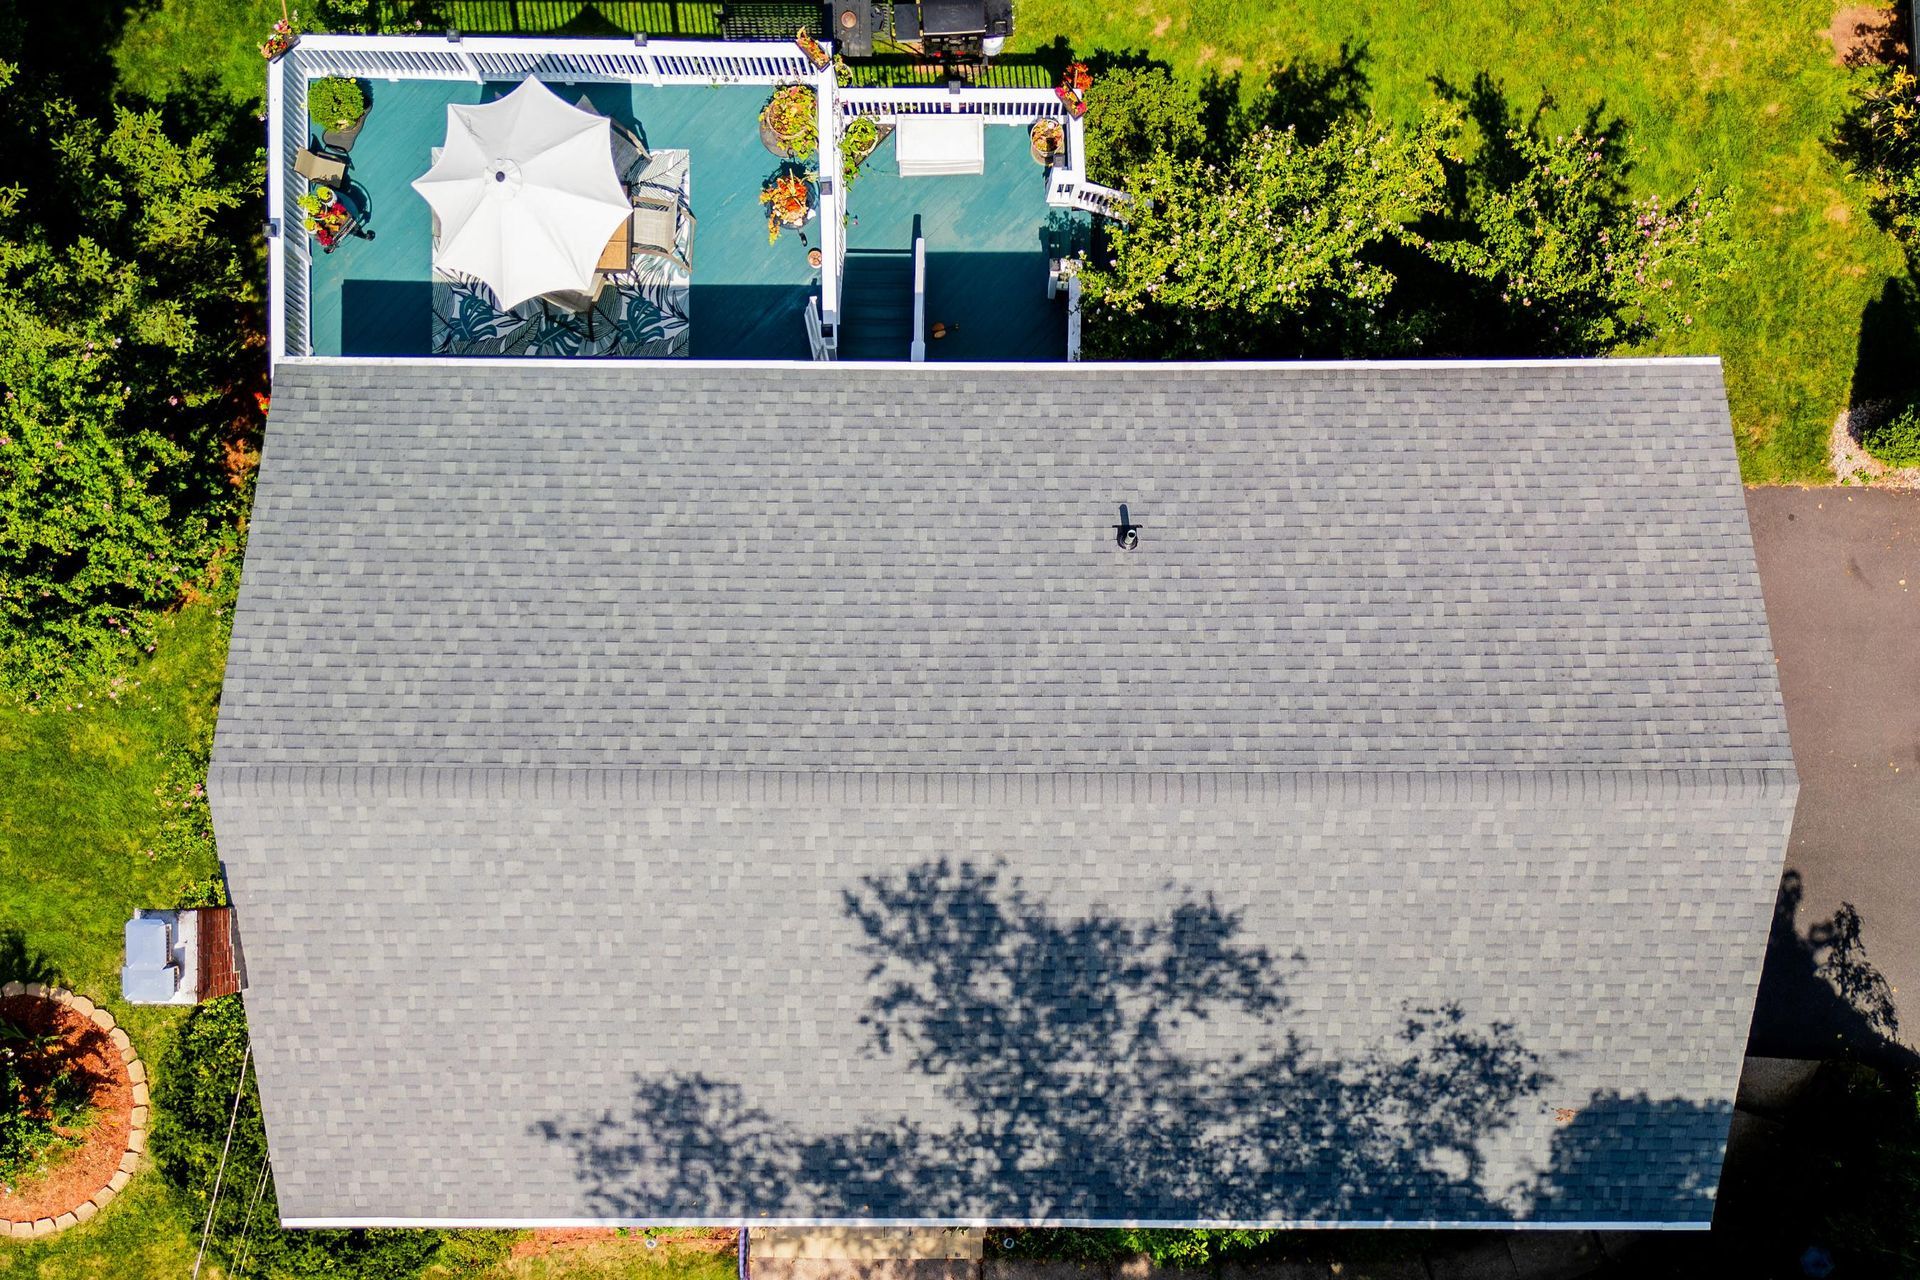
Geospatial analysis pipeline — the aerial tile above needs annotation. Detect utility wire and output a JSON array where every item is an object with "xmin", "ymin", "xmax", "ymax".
[
  {"xmin": 231, "ymin": 1153, "xmax": 273, "ymax": 1279},
  {"xmin": 192, "ymin": 1042, "xmax": 252, "ymax": 1280}
]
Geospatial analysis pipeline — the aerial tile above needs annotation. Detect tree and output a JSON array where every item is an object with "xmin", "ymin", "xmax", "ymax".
[
  {"xmin": 0, "ymin": 54, "xmax": 260, "ymax": 701},
  {"xmin": 1415, "ymin": 76, "xmax": 1735, "ymax": 355},
  {"xmin": 1079, "ymin": 109, "xmax": 1457, "ymax": 359},
  {"xmin": 1081, "ymin": 67, "xmax": 1208, "ymax": 187}
]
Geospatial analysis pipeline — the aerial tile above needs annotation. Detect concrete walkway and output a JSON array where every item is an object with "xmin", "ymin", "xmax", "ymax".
[{"xmin": 745, "ymin": 1235, "xmax": 1658, "ymax": 1280}]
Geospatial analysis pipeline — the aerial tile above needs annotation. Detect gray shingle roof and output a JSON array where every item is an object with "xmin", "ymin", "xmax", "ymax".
[{"xmin": 210, "ymin": 358, "xmax": 1793, "ymax": 1229}]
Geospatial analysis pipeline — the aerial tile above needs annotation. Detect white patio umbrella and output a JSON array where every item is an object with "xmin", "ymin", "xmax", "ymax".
[{"xmin": 411, "ymin": 77, "xmax": 632, "ymax": 309}]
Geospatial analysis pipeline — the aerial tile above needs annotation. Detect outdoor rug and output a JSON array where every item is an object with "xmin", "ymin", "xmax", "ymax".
[{"xmin": 430, "ymin": 150, "xmax": 691, "ymax": 358}]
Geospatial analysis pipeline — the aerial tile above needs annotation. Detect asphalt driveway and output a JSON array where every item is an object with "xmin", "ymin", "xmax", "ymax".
[{"xmin": 1744, "ymin": 487, "xmax": 1920, "ymax": 1063}]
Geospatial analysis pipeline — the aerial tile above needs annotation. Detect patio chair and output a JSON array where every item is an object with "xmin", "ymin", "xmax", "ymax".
[
  {"xmin": 321, "ymin": 112, "xmax": 368, "ymax": 156},
  {"xmin": 294, "ymin": 145, "xmax": 348, "ymax": 186},
  {"xmin": 573, "ymin": 94, "xmax": 650, "ymax": 184},
  {"xmin": 629, "ymin": 197, "xmax": 693, "ymax": 274}
]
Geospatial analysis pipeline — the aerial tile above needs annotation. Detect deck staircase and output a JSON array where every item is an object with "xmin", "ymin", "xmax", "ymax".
[{"xmin": 837, "ymin": 247, "xmax": 915, "ymax": 361}]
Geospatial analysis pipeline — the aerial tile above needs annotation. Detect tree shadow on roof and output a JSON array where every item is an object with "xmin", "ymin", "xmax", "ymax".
[{"xmin": 538, "ymin": 858, "xmax": 1560, "ymax": 1221}]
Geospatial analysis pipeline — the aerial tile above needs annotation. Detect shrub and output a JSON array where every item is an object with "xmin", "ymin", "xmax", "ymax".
[
  {"xmin": 1081, "ymin": 67, "xmax": 1205, "ymax": 187},
  {"xmin": 308, "ymin": 76, "xmax": 367, "ymax": 130},
  {"xmin": 1861, "ymin": 397, "xmax": 1920, "ymax": 467},
  {"xmin": 1835, "ymin": 68, "xmax": 1920, "ymax": 258},
  {"xmin": 994, "ymin": 1228, "xmax": 1278, "ymax": 1267},
  {"xmin": 152, "ymin": 997, "xmax": 512, "ymax": 1278}
]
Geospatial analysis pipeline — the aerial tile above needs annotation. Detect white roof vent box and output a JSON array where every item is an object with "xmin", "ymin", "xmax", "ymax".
[{"xmin": 120, "ymin": 907, "xmax": 246, "ymax": 1006}]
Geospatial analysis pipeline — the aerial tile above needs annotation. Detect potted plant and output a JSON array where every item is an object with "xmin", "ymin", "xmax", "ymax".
[
  {"xmin": 297, "ymin": 186, "xmax": 352, "ymax": 251},
  {"xmin": 759, "ymin": 84, "xmax": 818, "ymax": 159},
  {"xmin": 841, "ymin": 116, "xmax": 882, "ymax": 187},
  {"xmin": 761, "ymin": 169, "xmax": 815, "ymax": 243},
  {"xmin": 1030, "ymin": 117, "xmax": 1064, "ymax": 165},
  {"xmin": 260, "ymin": 11, "xmax": 300, "ymax": 61},
  {"xmin": 1055, "ymin": 61, "xmax": 1091, "ymax": 119},
  {"xmin": 309, "ymin": 77, "xmax": 368, "ymax": 133}
]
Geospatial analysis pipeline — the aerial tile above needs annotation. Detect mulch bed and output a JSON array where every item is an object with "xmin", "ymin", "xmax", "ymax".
[{"xmin": 0, "ymin": 995, "xmax": 133, "ymax": 1224}]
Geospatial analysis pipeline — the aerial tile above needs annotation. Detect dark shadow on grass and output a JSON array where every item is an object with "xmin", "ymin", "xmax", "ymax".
[
  {"xmin": 1848, "ymin": 273, "xmax": 1920, "ymax": 411},
  {"xmin": 1251, "ymin": 41, "xmax": 1371, "ymax": 144},
  {"xmin": 537, "ymin": 858, "xmax": 1560, "ymax": 1221},
  {"xmin": 0, "ymin": 930, "xmax": 60, "ymax": 986}
]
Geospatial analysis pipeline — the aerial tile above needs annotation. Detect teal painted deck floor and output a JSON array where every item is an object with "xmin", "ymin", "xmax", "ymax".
[
  {"xmin": 845, "ymin": 125, "xmax": 1086, "ymax": 362},
  {"xmin": 311, "ymin": 80, "xmax": 817, "ymax": 359},
  {"xmin": 308, "ymin": 80, "xmax": 1080, "ymax": 361}
]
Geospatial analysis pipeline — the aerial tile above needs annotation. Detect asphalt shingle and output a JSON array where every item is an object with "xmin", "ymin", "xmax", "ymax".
[{"xmin": 209, "ymin": 358, "xmax": 1794, "ymax": 1228}]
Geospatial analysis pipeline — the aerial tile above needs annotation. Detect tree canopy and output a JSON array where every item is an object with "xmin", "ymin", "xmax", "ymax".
[{"xmin": 0, "ymin": 49, "xmax": 260, "ymax": 701}]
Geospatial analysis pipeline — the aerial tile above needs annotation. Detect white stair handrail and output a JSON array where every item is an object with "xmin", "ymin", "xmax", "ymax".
[{"xmin": 910, "ymin": 234, "xmax": 927, "ymax": 362}]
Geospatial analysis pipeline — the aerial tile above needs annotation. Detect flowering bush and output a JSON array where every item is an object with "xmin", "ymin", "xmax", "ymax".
[
  {"xmin": 760, "ymin": 84, "xmax": 818, "ymax": 158},
  {"xmin": 260, "ymin": 12, "xmax": 300, "ymax": 60},
  {"xmin": 761, "ymin": 170, "xmax": 813, "ymax": 242},
  {"xmin": 1835, "ymin": 68, "xmax": 1920, "ymax": 259},
  {"xmin": 1079, "ymin": 111, "xmax": 1456, "ymax": 358},
  {"xmin": 1, "ymin": 1007, "xmax": 96, "ymax": 1189},
  {"xmin": 1423, "ymin": 108, "xmax": 1735, "ymax": 355},
  {"xmin": 1055, "ymin": 61, "xmax": 1092, "ymax": 119}
]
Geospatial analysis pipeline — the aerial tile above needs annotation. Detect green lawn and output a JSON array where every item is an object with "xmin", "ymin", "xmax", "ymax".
[
  {"xmin": 1012, "ymin": 0, "xmax": 1908, "ymax": 480},
  {"xmin": 0, "ymin": 605, "xmax": 228, "ymax": 1277},
  {"xmin": 450, "ymin": 1241, "xmax": 740, "ymax": 1280},
  {"xmin": 113, "ymin": 0, "xmax": 282, "ymax": 107}
]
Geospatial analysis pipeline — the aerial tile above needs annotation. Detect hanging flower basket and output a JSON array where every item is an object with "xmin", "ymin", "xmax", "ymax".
[{"xmin": 1055, "ymin": 61, "xmax": 1091, "ymax": 119}]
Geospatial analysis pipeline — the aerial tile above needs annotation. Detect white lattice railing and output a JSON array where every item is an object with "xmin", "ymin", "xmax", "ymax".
[
  {"xmin": 289, "ymin": 34, "xmax": 814, "ymax": 85},
  {"xmin": 269, "ymin": 35, "xmax": 825, "ymax": 363},
  {"xmin": 837, "ymin": 86, "xmax": 1069, "ymax": 122},
  {"xmin": 269, "ymin": 52, "xmax": 314, "ymax": 362}
]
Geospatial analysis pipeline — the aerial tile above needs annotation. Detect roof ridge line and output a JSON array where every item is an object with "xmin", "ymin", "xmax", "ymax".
[{"xmin": 206, "ymin": 764, "xmax": 1798, "ymax": 805}]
